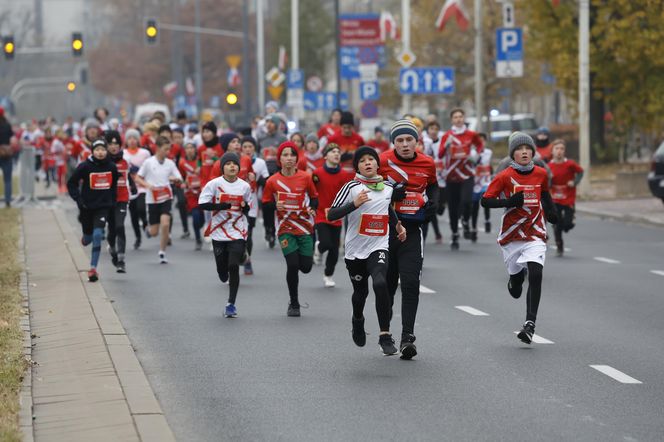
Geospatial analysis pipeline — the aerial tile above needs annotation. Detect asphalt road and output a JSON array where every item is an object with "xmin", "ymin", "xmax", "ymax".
[{"xmin": 65, "ymin": 204, "xmax": 664, "ymax": 442}]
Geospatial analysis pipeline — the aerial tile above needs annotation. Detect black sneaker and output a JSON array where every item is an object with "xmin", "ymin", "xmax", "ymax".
[
  {"xmin": 287, "ymin": 304, "xmax": 301, "ymax": 317},
  {"xmin": 268, "ymin": 234, "xmax": 276, "ymax": 249},
  {"xmin": 378, "ymin": 334, "xmax": 398, "ymax": 356},
  {"xmin": 181, "ymin": 231, "xmax": 191, "ymax": 239},
  {"xmin": 470, "ymin": 230, "xmax": 478, "ymax": 243},
  {"xmin": 451, "ymin": 233, "xmax": 460, "ymax": 251},
  {"xmin": 108, "ymin": 246, "xmax": 118, "ymax": 267},
  {"xmin": 399, "ymin": 333, "xmax": 417, "ymax": 360},
  {"xmin": 195, "ymin": 239, "xmax": 202, "ymax": 251},
  {"xmin": 133, "ymin": 239, "xmax": 141, "ymax": 250},
  {"xmin": 116, "ymin": 260, "xmax": 126, "ymax": 273},
  {"xmin": 485, "ymin": 221, "xmax": 491, "ymax": 233},
  {"xmin": 352, "ymin": 316, "xmax": 366, "ymax": 347},
  {"xmin": 508, "ymin": 268, "xmax": 526, "ymax": 299},
  {"xmin": 556, "ymin": 242, "xmax": 564, "ymax": 257},
  {"xmin": 517, "ymin": 320, "xmax": 535, "ymax": 344}
]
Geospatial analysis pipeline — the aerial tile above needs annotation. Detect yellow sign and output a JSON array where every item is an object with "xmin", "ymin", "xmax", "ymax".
[
  {"xmin": 226, "ymin": 55, "xmax": 241, "ymax": 69},
  {"xmin": 267, "ymin": 85, "xmax": 284, "ymax": 100},
  {"xmin": 397, "ymin": 49, "xmax": 416, "ymax": 68}
]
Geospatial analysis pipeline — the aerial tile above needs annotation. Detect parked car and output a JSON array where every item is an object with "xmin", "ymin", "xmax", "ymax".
[
  {"xmin": 466, "ymin": 113, "xmax": 539, "ymax": 142},
  {"xmin": 647, "ymin": 140, "xmax": 664, "ymax": 203}
]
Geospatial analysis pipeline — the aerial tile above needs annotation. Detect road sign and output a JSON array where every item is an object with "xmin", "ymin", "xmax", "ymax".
[
  {"xmin": 306, "ymin": 76, "xmax": 323, "ymax": 92},
  {"xmin": 287, "ymin": 89, "xmax": 304, "ymax": 107},
  {"xmin": 397, "ymin": 48, "xmax": 416, "ymax": 68},
  {"xmin": 267, "ymin": 85, "xmax": 284, "ymax": 100},
  {"xmin": 266, "ymin": 67, "xmax": 286, "ymax": 87},
  {"xmin": 287, "ymin": 69, "xmax": 304, "ymax": 89},
  {"xmin": 496, "ymin": 28, "xmax": 523, "ymax": 78},
  {"xmin": 303, "ymin": 92, "xmax": 349, "ymax": 111},
  {"xmin": 502, "ymin": 2, "xmax": 515, "ymax": 27},
  {"xmin": 340, "ymin": 46, "xmax": 386, "ymax": 79},
  {"xmin": 339, "ymin": 14, "xmax": 381, "ymax": 47},
  {"xmin": 399, "ymin": 67, "xmax": 455, "ymax": 94},
  {"xmin": 358, "ymin": 63, "xmax": 378, "ymax": 81},
  {"xmin": 361, "ymin": 100, "xmax": 378, "ymax": 118},
  {"xmin": 225, "ymin": 54, "xmax": 241, "ymax": 68},
  {"xmin": 360, "ymin": 81, "xmax": 380, "ymax": 101}
]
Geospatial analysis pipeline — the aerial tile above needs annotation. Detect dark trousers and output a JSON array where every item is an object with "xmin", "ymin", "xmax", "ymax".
[
  {"xmin": 107, "ymin": 202, "xmax": 128, "ymax": 258},
  {"xmin": 447, "ymin": 178, "xmax": 473, "ymax": 234},
  {"xmin": 345, "ymin": 250, "xmax": 391, "ymax": 331},
  {"xmin": 0, "ymin": 157, "xmax": 12, "ymax": 204},
  {"xmin": 386, "ymin": 226, "xmax": 423, "ymax": 335},
  {"xmin": 129, "ymin": 193, "xmax": 148, "ymax": 241},
  {"xmin": 553, "ymin": 204, "xmax": 575, "ymax": 247},
  {"xmin": 316, "ymin": 223, "xmax": 341, "ymax": 276}
]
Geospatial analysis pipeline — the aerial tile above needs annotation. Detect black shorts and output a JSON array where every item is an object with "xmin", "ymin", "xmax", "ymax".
[
  {"xmin": 148, "ymin": 200, "xmax": 172, "ymax": 225},
  {"xmin": 79, "ymin": 207, "xmax": 109, "ymax": 236},
  {"xmin": 212, "ymin": 239, "xmax": 247, "ymax": 267}
]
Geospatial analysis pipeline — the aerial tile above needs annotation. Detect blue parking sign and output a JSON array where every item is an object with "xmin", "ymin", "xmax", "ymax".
[{"xmin": 287, "ymin": 69, "xmax": 304, "ymax": 89}]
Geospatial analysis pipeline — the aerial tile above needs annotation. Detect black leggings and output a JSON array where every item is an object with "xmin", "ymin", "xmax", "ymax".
[
  {"xmin": 345, "ymin": 250, "xmax": 391, "ymax": 332},
  {"xmin": 213, "ymin": 239, "xmax": 246, "ymax": 304},
  {"xmin": 386, "ymin": 227, "xmax": 423, "ymax": 335},
  {"xmin": 263, "ymin": 206, "xmax": 275, "ymax": 238},
  {"xmin": 107, "ymin": 202, "xmax": 128, "ymax": 258},
  {"xmin": 510, "ymin": 262, "xmax": 544, "ymax": 322},
  {"xmin": 447, "ymin": 178, "xmax": 473, "ymax": 234},
  {"xmin": 247, "ymin": 217, "xmax": 256, "ymax": 256},
  {"xmin": 471, "ymin": 200, "xmax": 490, "ymax": 230},
  {"xmin": 554, "ymin": 204, "xmax": 575, "ymax": 246},
  {"xmin": 129, "ymin": 193, "xmax": 148, "ymax": 241},
  {"xmin": 316, "ymin": 223, "xmax": 341, "ymax": 276},
  {"xmin": 284, "ymin": 252, "xmax": 313, "ymax": 307},
  {"xmin": 175, "ymin": 186, "xmax": 189, "ymax": 233}
]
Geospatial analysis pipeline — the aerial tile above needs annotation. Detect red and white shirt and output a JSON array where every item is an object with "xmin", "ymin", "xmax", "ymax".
[
  {"xmin": 439, "ymin": 127, "xmax": 484, "ymax": 183},
  {"xmin": 297, "ymin": 154, "xmax": 325, "ymax": 174},
  {"xmin": 484, "ymin": 166, "xmax": 550, "ymax": 246},
  {"xmin": 179, "ymin": 158, "xmax": 201, "ymax": 211},
  {"xmin": 199, "ymin": 176, "xmax": 252, "ymax": 241},
  {"xmin": 548, "ymin": 159, "xmax": 583, "ymax": 207},
  {"xmin": 312, "ymin": 165, "xmax": 354, "ymax": 226},
  {"xmin": 113, "ymin": 157, "xmax": 131, "ymax": 203},
  {"xmin": 262, "ymin": 170, "xmax": 318, "ymax": 236}
]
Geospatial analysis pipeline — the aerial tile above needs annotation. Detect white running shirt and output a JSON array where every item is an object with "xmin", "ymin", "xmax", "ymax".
[
  {"xmin": 249, "ymin": 157, "xmax": 269, "ymax": 218},
  {"xmin": 137, "ymin": 156, "xmax": 182, "ymax": 204},
  {"xmin": 124, "ymin": 148, "xmax": 152, "ymax": 197},
  {"xmin": 331, "ymin": 180, "xmax": 393, "ymax": 260},
  {"xmin": 199, "ymin": 176, "xmax": 252, "ymax": 241}
]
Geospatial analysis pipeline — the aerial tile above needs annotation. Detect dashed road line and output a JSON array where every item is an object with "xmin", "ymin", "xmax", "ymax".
[
  {"xmin": 594, "ymin": 257, "xmax": 621, "ymax": 264},
  {"xmin": 650, "ymin": 270, "xmax": 664, "ymax": 277},
  {"xmin": 589, "ymin": 365, "xmax": 642, "ymax": 384},
  {"xmin": 512, "ymin": 331, "xmax": 554, "ymax": 344},
  {"xmin": 420, "ymin": 285, "xmax": 436, "ymax": 294},
  {"xmin": 454, "ymin": 306, "xmax": 489, "ymax": 316}
]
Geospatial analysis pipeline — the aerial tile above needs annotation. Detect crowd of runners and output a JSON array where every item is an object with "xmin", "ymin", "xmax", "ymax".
[{"xmin": 0, "ymin": 104, "xmax": 584, "ymax": 357}]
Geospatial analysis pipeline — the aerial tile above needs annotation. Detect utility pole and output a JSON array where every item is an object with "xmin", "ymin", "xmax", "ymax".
[
  {"xmin": 242, "ymin": 0, "xmax": 250, "ymax": 119},
  {"xmin": 256, "ymin": 0, "xmax": 265, "ymax": 113},
  {"xmin": 474, "ymin": 0, "xmax": 484, "ymax": 133},
  {"xmin": 578, "ymin": 0, "xmax": 591, "ymax": 197},
  {"xmin": 334, "ymin": 0, "xmax": 341, "ymax": 107},
  {"xmin": 400, "ymin": 0, "xmax": 411, "ymax": 116},
  {"xmin": 34, "ymin": 0, "xmax": 44, "ymax": 47},
  {"xmin": 291, "ymin": 0, "xmax": 303, "ymax": 121},
  {"xmin": 171, "ymin": 0, "xmax": 184, "ymax": 98},
  {"xmin": 194, "ymin": 0, "xmax": 203, "ymax": 114}
]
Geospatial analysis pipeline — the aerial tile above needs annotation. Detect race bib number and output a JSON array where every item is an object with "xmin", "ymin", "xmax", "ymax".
[
  {"xmin": 89, "ymin": 172, "xmax": 113, "ymax": 190},
  {"xmin": 219, "ymin": 193, "xmax": 243, "ymax": 211},
  {"xmin": 395, "ymin": 192, "xmax": 425, "ymax": 214},
  {"xmin": 151, "ymin": 186, "xmax": 173, "ymax": 203},
  {"xmin": 358, "ymin": 214, "xmax": 389, "ymax": 236},
  {"xmin": 513, "ymin": 184, "xmax": 541, "ymax": 207},
  {"xmin": 263, "ymin": 147, "xmax": 277, "ymax": 161},
  {"xmin": 186, "ymin": 175, "xmax": 201, "ymax": 190},
  {"xmin": 450, "ymin": 145, "xmax": 468, "ymax": 160},
  {"xmin": 476, "ymin": 165, "xmax": 491, "ymax": 177},
  {"xmin": 551, "ymin": 184, "xmax": 568, "ymax": 200},
  {"xmin": 277, "ymin": 192, "xmax": 305, "ymax": 211},
  {"xmin": 117, "ymin": 170, "xmax": 128, "ymax": 187}
]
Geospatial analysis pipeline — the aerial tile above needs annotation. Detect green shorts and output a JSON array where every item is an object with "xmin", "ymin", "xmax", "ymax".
[{"xmin": 279, "ymin": 233, "xmax": 314, "ymax": 257}]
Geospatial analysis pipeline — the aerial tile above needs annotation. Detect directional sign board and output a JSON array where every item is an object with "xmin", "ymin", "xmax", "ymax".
[
  {"xmin": 496, "ymin": 28, "xmax": 523, "ymax": 78},
  {"xmin": 287, "ymin": 69, "xmax": 304, "ymax": 89},
  {"xmin": 303, "ymin": 92, "xmax": 349, "ymax": 111},
  {"xmin": 340, "ymin": 46, "xmax": 386, "ymax": 79},
  {"xmin": 399, "ymin": 67, "xmax": 455, "ymax": 95},
  {"xmin": 360, "ymin": 81, "xmax": 380, "ymax": 101}
]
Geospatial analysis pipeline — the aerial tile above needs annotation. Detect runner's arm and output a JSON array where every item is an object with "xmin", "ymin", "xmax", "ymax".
[{"xmin": 540, "ymin": 191, "xmax": 558, "ymax": 224}]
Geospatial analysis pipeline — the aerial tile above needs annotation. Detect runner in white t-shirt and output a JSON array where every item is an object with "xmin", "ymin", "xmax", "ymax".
[
  {"xmin": 328, "ymin": 146, "xmax": 406, "ymax": 356},
  {"xmin": 134, "ymin": 136, "xmax": 182, "ymax": 263},
  {"xmin": 198, "ymin": 152, "xmax": 253, "ymax": 318},
  {"xmin": 240, "ymin": 136, "xmax": 269, "ymax": 275}
]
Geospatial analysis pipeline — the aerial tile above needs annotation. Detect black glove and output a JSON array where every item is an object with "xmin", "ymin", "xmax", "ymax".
[
  {"xmin": 391, "ymin": 183, "xmax": 407, "ymax": 202},
  {"xmin": 506, "ymin": 191, "xmax": 524, "ymax": 208},
  {"xmin": 546, "ymin": 210, "xmax": 558, "ymax": 224},
  {"xmin": 218, "ymin": 202, "xmax": 232, "ymax": 210},
  {"xmin": 424, "ymin": 200, "xmax": 438, "ymax": 219}
]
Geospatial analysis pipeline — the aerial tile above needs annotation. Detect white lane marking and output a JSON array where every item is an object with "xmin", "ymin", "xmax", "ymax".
[
  {"xmin": 594, "ymin": 257, "xmax": 621, "ymax": 264},
  {"xmin": 455, "ymin": 306, "xmax": 489, "ymax": 316},
  {"xmin": 513, "ymin": 331, "xmax": 555, "ymax": 344},
  {"xmin": 589, "ymin": 365, "xmax": 642, "ymax": 384},
  {"xmin": 420, "ymin": 284, "xmax": 436, "ymax": 294},
  {"xmin": 650, "ymin": 270, "xmax": 664, "ymax": 277}
]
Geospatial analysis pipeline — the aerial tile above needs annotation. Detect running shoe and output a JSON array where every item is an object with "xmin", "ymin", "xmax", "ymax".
[
  {"xmin": 195, "ymin": 239, "xmax": 202, "ymax": 251},
  {"xmin": 556, "ymin": 242, "xmax": 564, "ymax": 257},
  {"xmin": 435, "ymin": 234, "xmax": 443, "ymax": 245},
  {"xmin": 87, "ymin": 268, "xmax": 99, "ymax": 282},
  {"xmin": 108, "ymin": 246, "xmax": 118, "ymax": 267},
  {"xmin": 517, "ymin": 320, "xmax": 535, "ymax": 344},
  {"xmin": 462, "ymin": 221, "xmax": 471, "ymax": 240},
  {"xmin": 470, "ymin": 230, "xmax": 478, "ymax": 243},
  {"xmin": 81, "ymin": 236, "xmax": 91, "ymax": 247},
  {"xmin": 268, "ymin": 234, "xmax": 275, "ymax": 249},
  {"xmin": 399, "ymin": 333, "xmax": 417, "ymax": 360},
  {"xmin": 451, "ymin": 233, "xmax": 460, "ymax": 251},
  {"xmin": 313, "ymin": 241, "xmax": 322, "ymax": 265},
  {"xmin": 323, "ymin": 275, "xmax": 336, "ymax": 288},
  {"xmin": 244, "ymin": 261, "xmax": 253, "ymax": 275},
  {"xmin": 484, "ymin": 221, "xmax": 491, "ymax": 233},
  {"xmin": 287, "ymin": 304, "xmax": 301, "ymax": 317},
  {"xmin": 116, "ymin": 260, "xmax": 126, "ymax": 273},
  {"xmin": 224, "ymin": 303, "xmax": 237, "ymax": 318},
  {"xmin": 507, "ymin": 268, "xmax": 526, "ymax": 299},
  {"xmin": 352, "ymin": 316, "xmax": 366, "ymax": 347},
  {"xmin": 181, "ymin": 231, "xmax": 191, "ymax": 239},
  {"xmin": 159, "ymin": 251, "xmax": 168, "ymax": 264},
  {"xmin": 133, "ymin": 238, "xmax": 141, "ymax": 250},
  {"xmin": 378, "ymin": 334, "xmax": 398, "ymax": 356}
]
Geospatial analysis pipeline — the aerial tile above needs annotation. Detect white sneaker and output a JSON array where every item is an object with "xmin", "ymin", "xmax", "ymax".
[
  {"xmin": 313, "ymin": 241, "xmax": 322, "ymax": 265},
  {"xmin": 159, "ymin": 251, "xmax": 168, "ymax": 264},
  {"xmin": 323, "ymin": 275, "xmax": 336, "ymax": 288}
]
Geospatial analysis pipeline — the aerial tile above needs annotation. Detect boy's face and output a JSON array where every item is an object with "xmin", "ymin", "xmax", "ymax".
[
  {"xmin": 305, "ymin": 141, "xmax": 318, "ymax": 153},
  {"xmin": 357, "ymin": 154, "xmax": 377, "ymax": 177},
  {"xmin": 552, "ymin": 144, "xmax": 566, "ymax": 160},
  {"xmin": 394, "ymin": 134, "xmax": 417, "ymax": 159},
  {"xmin": 227, "ymin": 138, "xmax": 241, "ymax": 154},
  {"xmin": 126, "ymin": 137, "xmax": 138, "ymax": 148},
  {"xmin": 513, "ymin": 145, "xmax": 533, "ymax": 165},
  {"xmin": 202, "ymin": 128, "xmax": 214, "ymax": 142},
  {"xmin": 159, "ymin": 131, "xmax": 172, "ymax": 141},
  {"xmin": 325, "ymin": 148, "xmax": 341, "ymax": 165},
  {"xmin": 223, "ymin": 161, "xmax": 239, "ymax": 179},
  {"xmin": 341, "ymin": 124, "xmax": 353, "ymax": 136},
  {"xmin": 92, "ymin": 146, "xmax": 107, "ymax": 160},
  {"xmin": 427, "ymin": 125, "xmax": 440, "ymax": 139},
  {"xmin": 173, "ymin": 132, "xmax": 184, "ymax": 145},
  {"xmin": 241, "ymin": 141, "xmax": 256, "ymax": 157},
  {"xmin": 451, "ymin": 111, "xmax": 464, "ymax": 127},
  {"xmin": 185, "ymin": 145, "xmax": 197, "ymax": 159},
  {"xmin": 107, "ymin": 142, "xmax": 121, "ymax": 155},
  {"xmin": 157, "ymin": 143, "xmax": 171, "ymax": 157}
]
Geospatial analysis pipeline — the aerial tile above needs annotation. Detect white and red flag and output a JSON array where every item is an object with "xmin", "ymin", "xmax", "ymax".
[
  {"xmin": 163, "ymin": 81, "xmax": 177, "ymax": 97},
  {"xmin": 435, "ymin": 0, "xmax": 470, "ymax": 32},
  {"xmin": 278, "ymin": 45, "xmax": 288, "ymax": 71}
]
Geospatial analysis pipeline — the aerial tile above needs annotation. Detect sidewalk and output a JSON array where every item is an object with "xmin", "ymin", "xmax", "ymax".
[
  {"xmin": 576, "ymin": 197, "xmax": 664, "ymax": 227},
  {"xmin": 20, "ymin": 207, "xmax": 175, "ymax": 442}
]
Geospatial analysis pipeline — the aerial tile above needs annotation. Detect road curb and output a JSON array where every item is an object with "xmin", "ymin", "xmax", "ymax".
[{"xmin": 576, "ymin": 206, "xmax": 664, "ymax": 228}]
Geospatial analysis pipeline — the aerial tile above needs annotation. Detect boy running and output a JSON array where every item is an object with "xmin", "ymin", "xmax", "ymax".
[{"xmin": 105, "ymin": 130, "xmax": 133, "ymax": 273}]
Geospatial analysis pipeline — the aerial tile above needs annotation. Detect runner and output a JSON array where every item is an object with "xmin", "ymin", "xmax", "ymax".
[
  {"xmin": 198, "ymin": 152, "xmax": 252, "ymax": 318},
  {"xmin": 198, "ymin": 121, "xmax": 223, "ymax": 189},
  {"xmin": 67, "ymin": 138, "xmax": 119, "ymax": 282},
  {"xmin": 470, "ymin": 133, "xmax": 493, "ymax": 240},
  {"xmin": 123, "ymin": 128, "xmax": 151, "ymax": 249},
  {"xmin": 481, "ymin": 132, "xmax": 559, "ymax": 344},
  {"xmin": 258, "ymin": 114, "xmax": 287, "ymax": 248},
  {"xmin": 290, "ymin": 132, "xmax": 305, "ymax": 151},
  {"xmin": 439, "ymin": 108, "xmax": 484, "ymax": 250},
  {"xmin": 240, "ymin": 136, "xmax": 269, "ymax": 275},
  {"xmin": 134, "ymin": 136, "xmax": 183, "ymax": 263},
  {"xmin": 326, "ymin": 111, "xmax": 365, "ymax": 172},
  {"xmin": 262, "ymin": 141, "xmax": 318, "ymax": 317},
  {"xmin": 105, "ymin": 130, "xmax": 132, "ymax": 273},
  {"xmin": 297, "ymin": 133, "xmax": 324, "ymax": 174},
  {"xmin": 547, "ymin": 139, "xmax": 584, "ymax": 256},
  {"xmin": 311, "ymin": 143, "xmax": 354, "ymax": 288},
  {"xmin": 179, "ymin": 141, "xmax": 205, "ymax": 250},
  {"xmin": 534, "ymin": 127, "xmax": 553, "ymax": 162},
  {"xmin": 366, "ymin": 127, "xmax": 390, "ymax": 154},
  {"xmin": 171, "ymin": 127, "xmax": 190, "ymax": 238},
  {"xmin": 327, "ymin": 147, "xmax": 407, "ymax": 354},
  {"xmin": 379, "ymin": 120, "xmax": 437, "ymax": 359},
  {"xmin": 317, "ymin": 108, "xmax": 342, "ymax": 140}
]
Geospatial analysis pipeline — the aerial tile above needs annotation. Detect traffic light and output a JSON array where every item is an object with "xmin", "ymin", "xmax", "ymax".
[
  {"xmin": 226, "ymin": 92, "xmax": 239, "ymax": 106},
  {"xmin": 71, "ymin": 32, "xmax": 83, "ymax": 57},
  {"xmin": 145, "ymin": 19, "xmax": 158, "ymax": 45},
  {"xmin": 3, "ymin": 36, "xmax": 15, "ymax": 60},
  {"xmin": 66, "ymin": 81, "xmax": 77, "ymax": 93}
]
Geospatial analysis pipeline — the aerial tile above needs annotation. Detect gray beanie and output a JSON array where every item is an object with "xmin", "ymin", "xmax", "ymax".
[
  {"xmin": 305, "ymin": 133, "xmax": 318, "ymax": 145},
  {"xmin": 508, "ymin": 131, "xmax": 536, "ymax": 159},
  {"xmin": 124, "ymin": 128, "xmax": 141, "ymax": 142},
  {"xmin": 84, "ymin": 118, "xmax": 100, "ymax": 129},
  {"xmin": 220, "ymin": 152, "xmax": 240, "ymax": 170}
]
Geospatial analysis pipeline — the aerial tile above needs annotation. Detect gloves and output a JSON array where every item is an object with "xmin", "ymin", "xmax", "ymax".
[
  {"xmin": 506, "ymin": 191, "xmax": 524, "ymax": 208},
  {"xmin": 546, "ymin": 210, "xmax": 558, "ymax": 225},
  {"xmin": 424, "ymin": 200, "xmax": 438, "ymax": 219},
  {"xmin": 392, "ymin": 183, "xmax": 407, "ymax": 202}
]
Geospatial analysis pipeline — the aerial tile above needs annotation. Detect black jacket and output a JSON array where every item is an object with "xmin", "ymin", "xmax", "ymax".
[
  {"xmin": 67, "ymin": 156, "xmax": 119, "ymax": 209},
  {"xmin": 0, "ymin": 119, "xmax": 13, "ymax": 145}
]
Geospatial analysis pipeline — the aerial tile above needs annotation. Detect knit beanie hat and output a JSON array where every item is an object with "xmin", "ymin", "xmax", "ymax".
[
  {"xmin": 390, "ymin": 119, "xmax": 419, "ymax": 143},
  {"xmin": 91, "ymin": 138, "xmax": 108, "ymax": 150},
  {"xmin": 84, "ymin": 118, "xmax": 100, "ymax": 129},
  {"xmin": 266, "ymin": 113, "xmax": 281, "ymax": 125},
  {"xmin": 323, "ymin": 143, "xmax": 340, "ymax": 157},
  {"xmin": 305, "ymin": 133, "xmax": 319, "ymax": 145},
  {"xmin": 240, "ymin": 136, "xmax": 258, "ymax": 150},
  {"xmin": 508, "ymin": 131, "xmax": 536, "ymax": 159},
  {"xmin": 124, "ymin": 128, "xmax": 140, "ymax": 142},
  {"xmin": 202, "ymin": 121, "xmax": 218, "ymax": 134},
  {"xmin": 219, "ymin": 132, "xmax": 239, "ymax": 151},
  {"xmin": 104, "ymin": 130, "xmax": 121, "ymax": 145},
  {"xmin": 340, "ymin": 111, "xmax": 354, "ymax": 126},
  {"xmin": 353, "ymin": 146, "xmax": 380, "ymax": 171},
  {"xmin": 220, "ymin": 152, "xmax": 240, "ymax": 170},
  {"xmin": 276, "ymin": 141, "xmax": 299, "ymax": 167}
]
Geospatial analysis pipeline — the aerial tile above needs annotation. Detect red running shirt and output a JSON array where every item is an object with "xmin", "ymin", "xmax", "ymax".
[
  {"xmin": 312, "ymin": 166, "xmax": 354, "ymax": 226},
  {"xmin": 114, "ymin": 158, "xmax": 130, "ymax": 203},
  {"xmin": 262, "ymin": 170, "xmax": 318, "ymax": 236},
  {"xmin": 483, "ymin": 166, "xmax": 550, "ymax": 246},
  {"xmin": 438, "ymin": 129, "xmax": 484, "ymax": 183},
  {"xmin": 548, "ymin": 159, "xmax": 583, "ymax": 207},
  {"xmin": 297, "ymin": 155, "xmax": 325, "ymax": 174}
]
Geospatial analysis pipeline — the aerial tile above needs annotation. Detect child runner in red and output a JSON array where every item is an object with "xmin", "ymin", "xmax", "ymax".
[
  {"xmin": 105, "ymin": 130, "xmax": 133, "ymax": 273},
  {"xmin": 179, "ymin": 142, "xmax": 205, "ymax": 250},
  {"xmin": 240, "ymin": 136, "xmax": 269, "ymax": 275},
  {"xmin": 547, "ymin": 139, "xmax": 584, "ymax": 256},
  {"xmin": 198, "ymin": 152, "xmax": 252, "ymax": 318},
  {"xmin": 481, "ymin": 132, "xmax": 559, "ymax": 344},
  {"xmin": 297, "ymin": 134, "xmax": 325, "ymax": 174},
  {"xmin": 262, "ymin": 141, "xmax": 319, "ymax": 317}
]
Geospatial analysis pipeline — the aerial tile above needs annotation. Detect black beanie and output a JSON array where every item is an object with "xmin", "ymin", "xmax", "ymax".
[
  {"xmin": 340, "ymin": 111, "xmax": 354, "ymax": 126},
  {"xmin": 220, "ymin": 152, "xmax": 240, "ymax": 170},
  {"xmin": 219, "ymin": 132, "xmax": 238, "ymax": 151},
  {"xmin": 202, "ymin": 121, "xmax": 217, "ymax": 134},
  {"xmin": 104, "ymin": 130, "xmax": 121, "ymax": 145},
  {"xmin": 353, "ymin": 146, "xmax": 380, "ymax": 171},
  {"xmin": 241, "ymin": 136, "xmax": 258, "ymax": 150}
]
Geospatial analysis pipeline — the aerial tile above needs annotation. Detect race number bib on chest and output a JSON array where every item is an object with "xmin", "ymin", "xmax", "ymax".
[
  {"xmin": 89, "ymin": 172, "xmax": 113, "ymax": 190},
  {"xmin": 277, "ymin": 192, "xmax": 305, "ymax": 211},
  {"xmin": 551, "ymin": 184, "xmax": 568, "ymax": 200},
  {"xmin": 450, "ymin": 145, "xmax": 468, "ymax": 160},
  {"xmin": 395, "ymin": 192, "xmax": 425, "ymax": 214},
  {"xmin": 219, "ymin": 193, "xmax": 243, "ymax": 211},
  {"xmin": 117, "ymin": 170, "xmax": 128, "ymax": 187},
  {"xmin": 186, "ymin": 175, "xmax": 201, "ymax": 190},
  {"xmin": 476, "ymin": 165, "xmax": 491, "ymax": 177},
  {"xmin": 514, "ymin": 184, "xmax": 541, "ymax": 207},
  {"xmin": 151, "ymin": 186, "xmax": 173, "ymax": 203},
  {"xmin": 358, "ymin": 214, "xmax": 389, "ymax": 236}
]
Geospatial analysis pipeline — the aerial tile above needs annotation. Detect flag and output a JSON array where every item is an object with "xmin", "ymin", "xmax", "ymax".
[
  {"xmin": 278, "ymin": 45, "xmax": 288, "ymax": 70},
  {"xmin": 435, "ymin": 0, "xmax": 470, "ymax": 32},
  {"xmin": 379, "ymin": 11, "xmax": 399, "ymax": 42},
  {"xmin": 227, "ymin": 67, "xmax": 241, "ymax": 88},
  {"xmin": 162, "ymin": 81, "xmax": 177, "ymax": 97},
  {"xmin": 185, "ymin": 77, "xmax": 195, "ymax": 96},
  {"xmin": 552, "ymin": 0, "xmax": 561, "ymax": 6}
]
